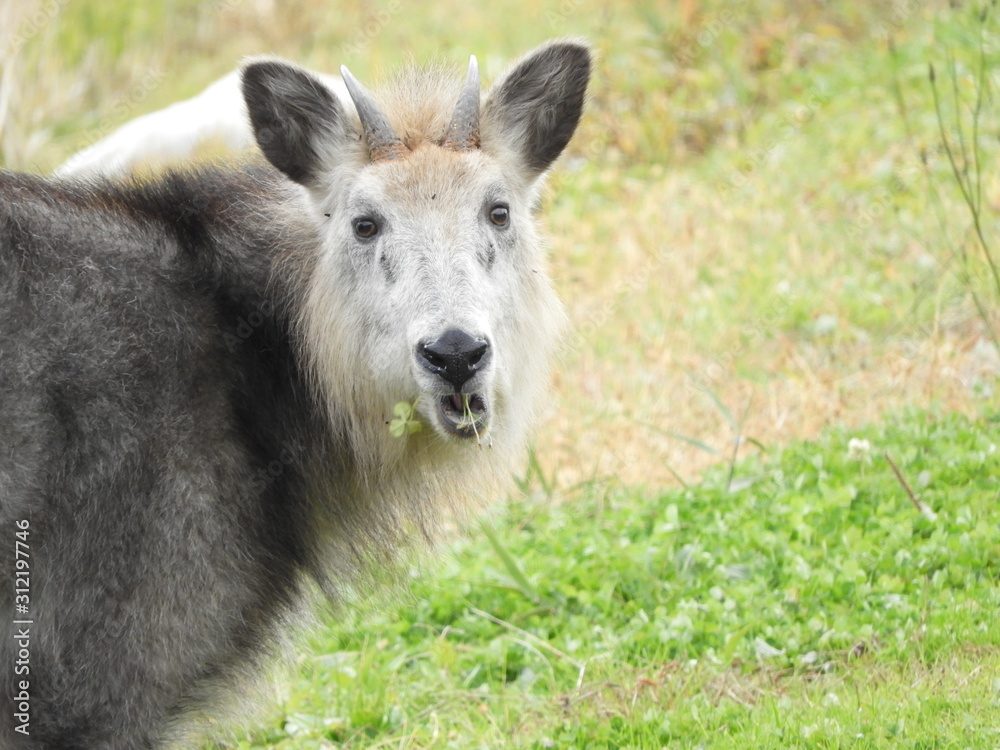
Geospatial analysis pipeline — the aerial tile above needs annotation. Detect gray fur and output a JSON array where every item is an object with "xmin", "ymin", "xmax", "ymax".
[{"xmin": 0, "ymin": 40, "xmax": 590, "ymax": 748}]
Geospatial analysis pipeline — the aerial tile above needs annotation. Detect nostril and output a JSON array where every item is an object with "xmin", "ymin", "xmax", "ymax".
[
  {"xmin": 419, "ymin": 343, "xmax": 447, "ymax": 371},
  {"xmin": 467, "ymin": 342, "xmax": 488, "ymax": 369}
]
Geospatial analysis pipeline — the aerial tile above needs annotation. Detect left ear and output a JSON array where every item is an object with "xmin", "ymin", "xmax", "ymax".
[
  {"xmin": 241, "ymin": 57, "xmax": 350, "ymax": 186},
  {"xmin": 481, "ymin": 40, "xmax": 592, "ymax": 178}
]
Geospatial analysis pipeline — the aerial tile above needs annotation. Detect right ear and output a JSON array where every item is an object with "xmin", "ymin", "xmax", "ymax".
[
  {"xmin": 241, "ymin": 58, "xmax": 348, "ymax": 186},
  {"xmin": 481, "ymin": 40, "xmax": 592, "ymax": 179}
]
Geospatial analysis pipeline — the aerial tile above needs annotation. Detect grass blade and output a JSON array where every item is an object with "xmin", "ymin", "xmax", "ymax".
[
  {"xmin": 635, "ymin": 420, "xmax": 720, "ymax": 455},
  {"xmin": 481, "ymin": 522, "xmax": 546, "ymax": 606}
]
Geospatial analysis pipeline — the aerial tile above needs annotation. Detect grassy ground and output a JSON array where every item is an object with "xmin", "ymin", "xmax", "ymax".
[
  {"xmin": 1, "ymin": 0, "xmax": 998, "ymax": 747},
  {"xmin": 229, "ymin": 410, "xmax": 998, "ymax": 748}
]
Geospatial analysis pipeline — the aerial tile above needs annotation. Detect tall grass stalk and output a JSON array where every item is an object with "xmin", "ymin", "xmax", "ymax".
[{"xmin": 929, "ymin": 3, "xmax": 1000, "ymax": 351}]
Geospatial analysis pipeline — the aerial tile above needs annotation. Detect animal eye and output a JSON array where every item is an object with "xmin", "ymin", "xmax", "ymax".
[
  {"xmin": 488, "ymin": 204, "xmax": 509, "ymax": 227},
  {"xmin": 354, "ymin": 218, "xmax": 379, "ymax": 239}
]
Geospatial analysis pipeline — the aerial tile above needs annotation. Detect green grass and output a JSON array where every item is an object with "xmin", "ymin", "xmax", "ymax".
[{"xmin": 222, "ymin": 409, "xmax": 999, "ymax": 748}]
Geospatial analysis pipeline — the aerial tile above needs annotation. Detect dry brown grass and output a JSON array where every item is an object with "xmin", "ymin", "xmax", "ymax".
[{"xmin": 540, "ymin": 163, "xmax": 998, "ymax": 489}]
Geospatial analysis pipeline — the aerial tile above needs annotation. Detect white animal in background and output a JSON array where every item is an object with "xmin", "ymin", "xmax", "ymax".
[{"xmin": 56, "ymin": 70, "xmax": 348, "ymax": 178}]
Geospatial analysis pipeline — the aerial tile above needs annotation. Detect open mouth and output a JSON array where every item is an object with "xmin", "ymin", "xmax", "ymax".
[{"xmin": 437, "ymin": 393, "xmax": 489, "ymax": 439}]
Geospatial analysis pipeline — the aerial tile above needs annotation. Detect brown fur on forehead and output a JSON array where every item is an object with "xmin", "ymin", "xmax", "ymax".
[
  {"xmin": 377, "ymin": 145, "xmax": 490, "ymax": 203},
  {"xmin": 367, "ymin": 64, "xmax": 467, "ymax": 150}
]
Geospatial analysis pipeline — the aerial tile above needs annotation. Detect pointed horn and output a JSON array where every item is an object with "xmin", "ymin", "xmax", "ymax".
[
  {"xmin": 441, "ymin": 55, "xmax": 480, "ymax": 151},
  {"xmin": 340, "ymin": 65, "xmax": 408, "ymax": 162}
]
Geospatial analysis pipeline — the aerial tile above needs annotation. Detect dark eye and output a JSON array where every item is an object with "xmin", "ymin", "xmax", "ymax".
[
  {"xmin": 354, "ymin": 218, "xmax": 378, "ymax": 239},
  {"xmin": 488, "ymin": 204, "xmax": 509, "ymax": 227}
]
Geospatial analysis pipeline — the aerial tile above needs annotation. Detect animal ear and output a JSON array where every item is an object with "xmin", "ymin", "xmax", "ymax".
[
  {"xmin": 241, "ymin": 58, "xmax": 347, "ymax": 186},
  {"xmin": 482, "ymin": 40, "xmax": 592, "ymax": 177}
]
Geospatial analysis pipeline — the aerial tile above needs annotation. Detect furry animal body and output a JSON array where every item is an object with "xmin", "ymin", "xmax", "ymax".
[{"xmin": 0, "ymin": 40, "xmax": 590, "ymax": 748}]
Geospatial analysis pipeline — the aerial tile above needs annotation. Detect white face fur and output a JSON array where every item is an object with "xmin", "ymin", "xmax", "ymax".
[
  {"xmin": 318, "ymin": 146, "xmax": 545, "ymax": 442},
  {"xmin": 242, "ymin": 41, "xmax": 590, "ymax": 454}
]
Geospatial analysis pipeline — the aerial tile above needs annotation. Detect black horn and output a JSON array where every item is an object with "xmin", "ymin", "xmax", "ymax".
[
  {"xmin": 441, "ymin": 55, "xmax": 480, "ymax": 152},
  {"xmin": 340, "ymin": 65, "xmax": 409, "ymax": 162}
]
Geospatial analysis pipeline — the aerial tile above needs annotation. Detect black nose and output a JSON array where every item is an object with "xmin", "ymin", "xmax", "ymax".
[{"xmin": 416, "ymin": 329, "xmax": 491, "ymax": 391}]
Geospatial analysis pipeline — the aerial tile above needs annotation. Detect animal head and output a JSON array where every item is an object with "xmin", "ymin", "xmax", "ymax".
[{"xmin": 241, "ymin": 41, "xmax": 590, "ymax": 471}]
